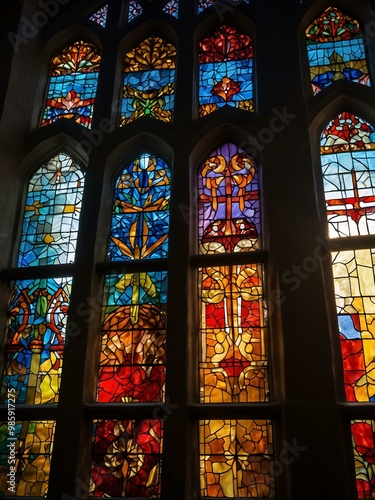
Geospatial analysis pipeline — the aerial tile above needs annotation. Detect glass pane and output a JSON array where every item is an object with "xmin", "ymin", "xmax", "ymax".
[
  {"xmin": 89, "ymin": 4, "xmax": 108, "ymax": 28},
  {"xmin": 351, "ymin": 420, "xmax": 375, "ymax": 497},
  {"xmin": 128, "ymin": 0, "xmax": 143, "ymax": 22},
  {"xmin": 41, "ymin": 40, "xmax": 101, "ymax": 129},
  {"xmin": 306, "ymin": 7, "xmax": 370, "ymax": 95},
  {"xmin": 197, "ymin": 0, "xmax": 249, "ymax": 15},
  {"xmin": 198, "ymin": 143, "xmax": 260, "ymax": 254},
  {"xmin": 107, "ymin": 154, "xmax": 170, "ymax": 261},
  {"xmin": 199, "ymin": 264, "xmax": 268, "ymax": 403},
  {"xmin": 0, "ymin": 420, "xmax": 55, "ymax": 496},
  {"xmin": 121, "ymin": 37, "xmax": 176, "ymax": 125},
  {"xmin": 162, "ymin": 0, "xmax": 178, "ymax": 18},
  {"xmin": 332, "ymin": 249, "xmax": 375, "ymax": 402},
  {"xmin": 0, "ymin": 277, "xmax": 72, "ymax": 404},
  {"xmin": 97, "ymin": 272, "xmax": 167, "ymax": 403},
  {"xmin": 90, "ymin": 419, "xmax": 163, "ymax": 498},
  {"xmin": 199, "ymin": 25, "xmax": 253, "ymax": 117},
  {"xmin": 199, "ymin": 419, "xmax": 274, "ymax": 497},
  {"xmin": 18, "ymin": 153, "xmax": 84, "ymax": 267}
]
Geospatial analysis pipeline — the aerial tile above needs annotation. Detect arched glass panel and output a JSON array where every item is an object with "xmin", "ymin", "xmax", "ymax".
[
  {"xmin": 197, "ymin": 144, "xmax": 267, "ymax": 404},
  {"xmin": 120, "ymin": 37, "xmax": 176, "ymax": 125},
  {"xmin": 41, "ymin": 41, "xmax": 101, "ymax": 128},
  {"xmin": 321, "ymin": 114, "xmax": 375, "ymax": 404},
  {"xmin": 306, "ymin": 7, "xmax": 370, "ymax": 95},
  {"xmin": 198, "ymin": 25, "xmax": 254, "ymax": 117},
  {"xmin": 18, "ymin": 153, "xmax": 85, "ymax": 267},
  {"xmin": 107, "ymin": 155, "xmax": 170, "ymax": 261},
  {"xmin": 321, "ymin": 112, "xmax": 375, "ymax": 238},
  {"xmin": 89, "ymin": 4, "xmax": 108, "ymax": 28},
  {"xmin": 198, "ymin": 143, "xmax": 260, "ymax": 253}
]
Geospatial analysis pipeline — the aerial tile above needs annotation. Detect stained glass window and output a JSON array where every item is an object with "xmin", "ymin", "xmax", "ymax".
[
  {"xmin": 351, "ymin": 420, "xmax": 375, "ymax": 497},
  {"xmin": 197, "ymin": 0, "xmax": 250, "ymax": 15},
  {"xmin": 321, "ymin": 113, "xmax": 375, "ymax": 238},
  {"xmin": 128, "ymin": 0, "xmax": 143, "ymax": 22},
  {"xmin": 162, "ymin": 0, "xmax": 179, "ymax": 18},
  {"xmin": 306, "ymin": 7, "xmax": 370, "ymax": 95},
  {"xmin": 197, "ymin": 144, "xmax": 267, "ymax": 402},
  {"xmin": 198, "ymin": 143, "xmax": 260, "ymax": 254},
  {"xmin": 90, "ymin": 419, "xmax": 163, "ymax": 497},
  {"xmin": 120, "ymin": 37, "xmax": 176, "ymax": 125},
  {"xmin": 199, "ymin": 25, "xmax": 254, "ymax": 117},
  {"xmin": 199, "ymin": 419, "xmax": 274, "ymax": 497},
  {"xmin": 41, "ymin": 40, "xmax": 101, "ymax": 129},
  {"xmin": 97, "ymin": 154, "xmax": 170, "ymax": 404},
  {"xmin": 0, "ymin": 420, "xmax": 55, "ymax": 496},
  {"xmin": 89, "ymin": 4, "xmax": 108, "ymax": 28},
  {"xmin": 107, "ymin": 155, "xmax": 170, "ymax": 262},
  {"xmin": 18, "ymin": 153, "xmax": 85, "ymax": 267},
  {"xmin": 0, "ymin": 277, "xmax": 72, "ymax": 405},
  {"xmin": 331, "ymin": 249, "xmax": 375, "ymax": 402}
]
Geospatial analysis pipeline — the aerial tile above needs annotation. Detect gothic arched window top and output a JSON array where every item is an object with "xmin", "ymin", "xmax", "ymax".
[
  {"xmin": 41, "ymin": 40, "xmax": 101, "ymax": 129},
  {"xmin": 198, "ymin": 25, "xmax": 254, "ymax": 117},
  {"xmin": 197, "ymin": 0, "xmax": 249, "ymax": 15},
  {"xmin": 320, "ymin": 112, "xmax": 375, "ymax": 238},
  {"xmin": 198, "ymin": 143, "xmax": 260, "ymax": 254},
  {"xmin": 18, "ymin": 152, "xmax": 85, "ymax": 267},
  {"xmin": 120, "ymin": 36, "xmax": 176, "ymax": 125},
  {"xmin": 305, "ymin": 7, "xmax": 371, "ymax": 95},
  {"xmin": 107, "ymin": 154, "xmax": 171, "ymax": 261}
]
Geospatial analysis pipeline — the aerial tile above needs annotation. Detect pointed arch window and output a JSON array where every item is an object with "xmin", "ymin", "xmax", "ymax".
[
  {"xmin": 198, "ymin": 25, "xmax": 254, "ymax": 117},
  {"xmin": 41, "ymin": 40, "xmax": 101, "ymax": 129},
  {"xmin": 306, "ymin": 7, "xmax": 371, "ymax": 95},
  {"xmin": 120, "ymin": 37, "xmax": 176, "ymax": 125},
  {"xmin": 320, "ymin": 112, "xmax": 375, "ymax": 497},
  {"xmin": 89, "ymin": 154, "xmax": 170, "ymax": 497},
  {"xmin": 0, "ymin": 153, "xmax": 85, "ymax": 494},
  {"xmin": 195, "ymin": 143, "xmax": 274, "ymax": 497}
]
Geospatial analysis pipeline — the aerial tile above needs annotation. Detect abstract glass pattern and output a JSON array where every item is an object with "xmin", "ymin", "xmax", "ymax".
[
  {"xmin": 320, "ymin": 113, "xmax": 375, "ymax": 238},
  {"xmin": 332, "ymin": 249, "xmax": 375, "ymax": 402},
  {"xmin": 162, "ymin": 0, "xmax": 179, "ymax": 18},
  {"xmin": 199, "ymin": 264, "xmax": 267, "ymax": 403},
  {"xmin": 199, "ymin": 143, "xmax": 260, "ymax": 254},
  {"xmin": 0, "ymin": 277, "xmax": 72, "ymax": 405},
  {"xmin": 199, "ymin": 419, "xmax": 274, "ymax": 497},
  {"xmin": 107, "ymin": 154, "xmax": 170, "ymax": 262},
  {"xmin": 0, "ymin": 421, "xmax": 55, "ymax": 497},
  {"xmin": 197, "ymin": 0, "xmax": 249, "ymax": 15},
  {"xmin": 128, "ymin": 0, "xmax": 143, "ymax": 22},
  {"xmin": 351, "ymin": 420, "xmax": 375, "ymax": 498},
  {"xmin": 199, "ymin": 25, "xmax": 253, "ymax": 117},
  {"xmin": 306, "ymin": 7, "xmax": 370, "ymax": 95},
  {"xmin": 90, "ymin": 419, "xmax": 163, "ymax": 498},
  {"xmin": 41, "ymin": 40, "xmax": 101, "ymax": 129},
  {"xmin": 89, "ymin": 4, "xmax": 108, "ymax": 28},
  {"xmin": 121, "ymin": 37, "xmax": 176, "ymax": 125},
  {"xmin": 18, "ymin": 153, "xmax": 85, "ymax": 267},
  {"xmin": 97, "ymin": 272, "xmax": 167, "ymax": 403}
]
